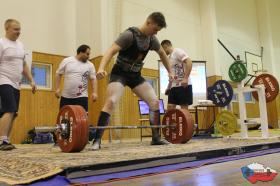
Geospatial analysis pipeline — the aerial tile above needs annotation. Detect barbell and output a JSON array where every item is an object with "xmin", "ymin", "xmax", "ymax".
[{"xmin": 35, "ymin": 105, "xmax": 194, "ymax": 153}]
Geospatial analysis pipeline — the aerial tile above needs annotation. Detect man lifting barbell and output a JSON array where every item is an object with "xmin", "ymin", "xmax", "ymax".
[{"xmin": 91, "ymin": 12, "xmax": 175, "ymax": 150}]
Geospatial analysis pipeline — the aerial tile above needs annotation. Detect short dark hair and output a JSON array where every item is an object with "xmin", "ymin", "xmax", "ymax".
[
  {"xmin": 77, "ymin": 44, "xmax": 90, "ymax": 54},
  {"xmin": 147, "ymin": 12, "xmax": 167, "ymax": 28},
  {"xmin": 161, "ymin": 39, "xmax": 172, "ymax": 46}
]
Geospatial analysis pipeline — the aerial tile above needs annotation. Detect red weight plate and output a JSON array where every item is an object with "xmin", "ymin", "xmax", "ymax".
[
  {"xmin": 56, "ymin": 105, "xmax": 88, "ymax": 152},
  {"xmin": 162, "ymin": 109, "xmax": 194, "ymax": 144},
  {"xmin": 252, "ymin": 74, "xmax": 279, "ymax": 102},
  {"xmin": 76, "ymin": 106, "xmax": 89, "ymax": 152}
]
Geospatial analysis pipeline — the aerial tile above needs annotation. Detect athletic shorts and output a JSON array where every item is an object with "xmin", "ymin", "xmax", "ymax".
[
  {"xmin": 168, "ymin": 85, "xmax": 193, "ymax": 106},
  {"xmin": 0, "ymin": 84, "xmax": 20, "ymax": 117},
  {"xmin": 60, "ymin": 97, "xmax": 88, "ymax": 112},
  {"xmin": 109, "ymin": 64, "xmax": 145, "ymax": 89}
]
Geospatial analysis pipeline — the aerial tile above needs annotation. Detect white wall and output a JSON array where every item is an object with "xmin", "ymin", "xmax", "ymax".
[
  {"xmin": 119, "ymin": 0, "xmax": 203, "ymax": 70},
  {"xmin": 215, "ymin": 0, "xmax": 262, "ymax": 80},
  {"xmin": 0, "ymin": 0, "xmax": 278, "ymax": 80},
  {"xmin": 0, "ymin": 0, "xmax": 112, "ymax": 58},
  {"xmin": 0, "ymin": 0, "xmax": 77, "ymax": 56},
  {"xmin": 266, "ymin": 0, "xmax": 280, "ymax": 80},
  {"xmin": 199, "ymin": 0, "xmax": 220, "ymax": 76}
]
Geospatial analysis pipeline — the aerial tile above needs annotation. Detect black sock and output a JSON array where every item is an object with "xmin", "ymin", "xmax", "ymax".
[
  {"xmin": 95, "ymin": 111, "xmax": 110, "ymax": 140},
  {"xmin": 149, "ymin": 110, "xmax": 160, "ymax": 126},
  {"xmin": 149, "ymin": 110, "xmax": 160, "ymax": 140}
]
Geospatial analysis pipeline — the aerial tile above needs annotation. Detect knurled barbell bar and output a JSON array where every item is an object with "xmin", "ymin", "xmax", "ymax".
[
  {"xmin": 35, "ymin": 124, "xmax": 177, "ymax": 132},
  {"xmin": 35, "ymin": 105, "xmax": 194, "ymax": 153}
]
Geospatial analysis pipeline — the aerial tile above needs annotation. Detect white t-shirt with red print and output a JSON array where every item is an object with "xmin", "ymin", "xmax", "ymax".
[
  {"xmin": 0, "ymin": 37, "xmax": 25, "ymax": 89},
  {"xmin": 56, "ymin": 56, "xmax": 96, "ymax": 98},
  {"xmin": 169, "ymin": 48, "xmax": 192, "ymax": 88}
]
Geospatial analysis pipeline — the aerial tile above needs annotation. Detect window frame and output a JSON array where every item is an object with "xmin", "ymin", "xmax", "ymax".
[{"xmin": 21, "ymin": 62, "xmax": 53, "ymax": 91}]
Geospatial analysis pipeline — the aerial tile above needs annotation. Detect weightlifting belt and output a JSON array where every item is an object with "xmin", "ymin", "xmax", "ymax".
[{"xmin": 116, "ymin": 61, "xmax": 143, "ymax": 73}]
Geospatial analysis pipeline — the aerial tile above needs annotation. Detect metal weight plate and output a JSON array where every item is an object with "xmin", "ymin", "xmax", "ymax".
[
  {"xmin": 228, "ymin": 60, "xmax": 248, "ymax": 82},
  {"xmin": 216, "ymin": 110, "xmax": 237, "ymax": 136},
  {"xmin": 252, "ymin": 73, "xmax": 279, "ymax": 102},
  {"xmin": 210, "ymin": 80, "xmax": 233, "ymax": 107},
  {"xmin": 56, "ymin": 105, "xmax": 89, "ymax": 152},
  {"xmin": 75, "ymin": 105, "xmax": 89, "ymax": 152},
  {"xmin": 162, "ymin": 109, "xmax": 194, "ymax": 144},
  {"xmin": 207, "ymin": 87, "xmax": 214, "ymax": 101}
]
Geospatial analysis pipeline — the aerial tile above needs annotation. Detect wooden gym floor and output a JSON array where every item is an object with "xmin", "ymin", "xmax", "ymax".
[{"xmin": 97, "ymin": 152, "xmax": 280, "ymax": 186}]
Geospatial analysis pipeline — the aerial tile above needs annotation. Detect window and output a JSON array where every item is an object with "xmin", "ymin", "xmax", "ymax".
[
  {"xmin": 232, "ymin": 92, "xmax": 254, "ymax": 103},
  {"xmin": 144, "ymin": 76, "xmax": 158, "ymax": 96},
  {"xmin": 22, "ymin": 62, "xmax": 52, "ymax": 90}
]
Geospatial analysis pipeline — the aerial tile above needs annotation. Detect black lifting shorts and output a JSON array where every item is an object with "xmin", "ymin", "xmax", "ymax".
[
  {"xmin": 60, "ymin": 96, "xmax": 88, "ymax": 112},
  {"xmin": 168, "ymin": 85, "xmax": 193, "ymax": 106},
  {"xmin": 109, "ymin": 64, "xmax": 145, "ymax": 89},
  {"xmin": 0, "ymin": 84, "xmax": 20, "ymax": 117}
]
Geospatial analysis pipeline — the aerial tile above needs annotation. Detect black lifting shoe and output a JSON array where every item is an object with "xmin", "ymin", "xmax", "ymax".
[
  {"xmin": 0, "ymin": 141, "xmax": 16, "ymax": 151},
  {"xmin": 151, "ymin": 137, "xmax": 170, "ymax": 145},
  {"xmin": 91, "ymin": 138, "xmax": 101, "ymax": 151},
  {"xmin": 150, "ymin": 126, "xmax": 169, "ymax": 145}
]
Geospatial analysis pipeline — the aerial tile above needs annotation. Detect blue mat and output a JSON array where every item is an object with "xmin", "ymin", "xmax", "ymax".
[
  {"xmin": 17, "ymin": 175, "xmax": 69, "ymax": 186},
  {"xmin": 18, "ymin": 148, "xmax": 280, "ymax": 185},
  {"xmin": 70, "ymin": 148, "xmax": 280, "ymax": 184}
]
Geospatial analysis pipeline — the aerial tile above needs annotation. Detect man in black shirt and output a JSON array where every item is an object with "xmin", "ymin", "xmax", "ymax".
[{"xmin": 92, "ymin": 12, "xmax": 174, "ymax": 150}]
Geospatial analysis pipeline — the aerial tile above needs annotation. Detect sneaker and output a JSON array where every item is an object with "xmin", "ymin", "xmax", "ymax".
[
  {"xmin": 91, "ymin": 138, "xmax": 101, "ymax": 151},
  {"xmin": 0, "ymin": 141, "xmax": 16, "ymax": 151},
  {"xmin": 150, "ymin": 138, "xmax": 170, "ymax": 145}
]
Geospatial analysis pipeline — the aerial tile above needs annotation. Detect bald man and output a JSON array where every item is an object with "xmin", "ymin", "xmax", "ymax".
[{"xmin": 0, "ymin": 19, "xmax": 36, "ymax": 151}]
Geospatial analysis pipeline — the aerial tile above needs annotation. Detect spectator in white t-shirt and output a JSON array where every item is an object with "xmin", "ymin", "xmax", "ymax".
[
  {"xmin": 0, "ymin": 19, "xmax": 36, "ymax": 151},
  {"xmin": 161, "ymin": 39, "xmax": 193, "ymax": 111},
  {"xmin": 55, "ymin": 45, "xmax": 97, "ymax": 112}
]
